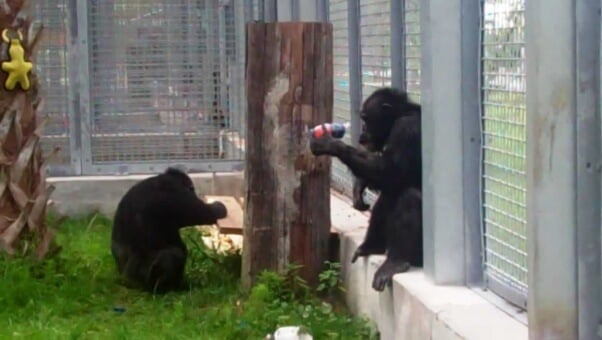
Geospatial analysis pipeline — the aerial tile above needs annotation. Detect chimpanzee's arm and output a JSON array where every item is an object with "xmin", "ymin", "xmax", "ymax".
[
  {"xmin": 159, "ymin": 190, "xmax": 228, "ymax": 228},
  {"xmin": 326, "ymin": 143, "xmax": 391, "ymax": 191},
  {"xmin": 310, "ymin": 116, "xmax": 420, "ymax": 192}
]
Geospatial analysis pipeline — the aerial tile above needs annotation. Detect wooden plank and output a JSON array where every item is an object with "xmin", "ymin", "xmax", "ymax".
[
  {"xmin": 204, "ymin": 195, "xmax": 244, "ymax": 235},
  {"xmin": 242, "ymin": 22, "xmax": 333, "ymax": 290}
]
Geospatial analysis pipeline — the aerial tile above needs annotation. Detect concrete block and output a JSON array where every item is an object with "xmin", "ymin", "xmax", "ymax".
[
  {"xmin": 431, "ymin": 319, "xmax": 462, "ymax": 340},
  {"xmin": 377, "ymin": 286, "xmax": 396, "ymax": 340},
  {"xmin": 392, "ymin": 271, "xmax": 528, "ymax": 340},
  {"xmin": 212, "ymin": 171, "xmax": 245, "ymax": 197},
  {"xmin": 435, "ymin": 301, "xmax": 527, "ymax": 340},
  {"xmin": 339, "ymin": 229, "xmax": 369, "ymax": 316},
  {"xmin": 392, "ymin": 271, "xmax": 435, "ymax": 340},
  {"xmin": 366, "ymin": 255, "xmax": 386, "ymax": 324},
  {"xmin": 330, "ymin": 193, "xmax": 370, "ymax": 234}
]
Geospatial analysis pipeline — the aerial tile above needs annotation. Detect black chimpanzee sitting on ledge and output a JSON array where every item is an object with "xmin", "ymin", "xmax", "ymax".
[
  {"xmin": 111, "ymin": 167, "xmax": 228, "ymax": 294},
  {"xmin": 310, "ymin": 87, "xmax": 423, "ymax": 292}
]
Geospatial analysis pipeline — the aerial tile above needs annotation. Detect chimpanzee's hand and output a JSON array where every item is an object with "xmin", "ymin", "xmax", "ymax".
[
  {"xmin": 310, "ymin": 133, "xmax": 338, "ymax": 156},
  {"xmin": 209, "ymin": 201, "xmax": 228, "ymax": 219}
]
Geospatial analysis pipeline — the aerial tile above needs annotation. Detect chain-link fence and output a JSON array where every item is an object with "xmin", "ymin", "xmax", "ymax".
[
  {"xmin": 32, "ymin": 0, "xmax": 71, "ymax": 173},
  {"xmin": 360, "ymin": 0, "xmax": 391, "ymax": 97},
  {"xmin": 359, "ymin": 0, "xmax": 391, "ymax": 205},
  {"xmin": 480, "ymin": 0, "xmax": 527, "ymax": 305},
  {"xmin": 328, "ymin": 0, "xmax": 354, "ymax": 196},
  {"xmin": 32, "ymin": 0, "xmax": 533, "ymax": 308},
  {"xmin": 33, "ymin": 0, "xmax": 245, "ymax": 176}
]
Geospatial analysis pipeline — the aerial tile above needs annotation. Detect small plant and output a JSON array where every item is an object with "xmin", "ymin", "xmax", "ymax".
[
  {"xmin": 255, "ymin": 263, "xmax": 311, "ymax": 303},
  {"xmin": 317, "ymin": 261, "xmax": 345, "ymax": 296},
  {"xmin": 237, "ymin": 262, "xmax": 377, "ymax": 339},
  {"xmin": 182, "ymin": 228, "xmax": 242, "ymax": 288}
]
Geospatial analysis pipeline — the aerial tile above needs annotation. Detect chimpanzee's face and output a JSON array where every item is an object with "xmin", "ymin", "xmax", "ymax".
[
  {"xmin": 358, "ymin": 93, "xmax": 396, "ymax": 152},
  {"xmin": 358, "ymin": 123, "xmax": 376, "ymax": 152}
]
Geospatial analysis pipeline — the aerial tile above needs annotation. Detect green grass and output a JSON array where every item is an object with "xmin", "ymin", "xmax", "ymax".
[{"xmin": 0, "ymin": 214, "xmax": 376, "ymax": 340}]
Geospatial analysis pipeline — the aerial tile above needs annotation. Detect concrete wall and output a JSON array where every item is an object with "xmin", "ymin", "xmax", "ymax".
[
  {"xmin": 47, "ymin": 172, "xmax": 244, "ymax": 218},
  {"xmin": 330, "ymin": 193, "xmax": 528, "ymax": 340}
]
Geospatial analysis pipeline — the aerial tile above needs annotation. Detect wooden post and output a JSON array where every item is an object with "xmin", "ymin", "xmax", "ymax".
[{"xmin": 242, "ymin": 22, "xmax": 333, "ymax": 290}]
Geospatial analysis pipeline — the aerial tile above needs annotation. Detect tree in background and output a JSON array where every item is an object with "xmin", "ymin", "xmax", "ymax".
[{"xmin": 0, "ymin": 0, "xmax": 59, "ymax": 259}]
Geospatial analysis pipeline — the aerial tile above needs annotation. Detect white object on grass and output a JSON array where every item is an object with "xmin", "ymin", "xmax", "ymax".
[{"xmin": 266, "ymin": 326, "xmax": 313, "ymax": 340}]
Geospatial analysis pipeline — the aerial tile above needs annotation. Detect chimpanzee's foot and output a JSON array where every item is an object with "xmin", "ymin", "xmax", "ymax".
[
  {"xmin": 351, "ymin": 243, "xmax": 386, "ymax": 263},
  {"xmin": 352, "ymin": 179, "xmax": 370, "ymax": 211},
  {"xmin": 372, "ymin": 258, "xmax": 411, "ymax": 292}
]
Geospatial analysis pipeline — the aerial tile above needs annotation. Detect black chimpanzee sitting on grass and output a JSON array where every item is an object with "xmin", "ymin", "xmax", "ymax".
[
  {"xmin": 310, "ymin": 87, "xmax": 423, "ymax": 291},
  {"xmin": 111, "ymin": 167, "xmax": 228, "ymax": 294}
]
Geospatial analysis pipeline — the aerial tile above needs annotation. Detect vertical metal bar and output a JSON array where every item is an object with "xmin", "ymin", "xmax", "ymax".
[
  {"xmin": 291, "ymin": 0, "xmax": 300, "ymax": 21},
  {"xmin": 218, "ymin": 2, "xmax": 228, "ymax": 125},
  {"xmin": 257, "ymin": 0, "xmax": 265, "ymax": 21},
  {"xmin": 244, "ymin": 0, "xmax": 253, "ymax": 21},
  {"xmin": 264, "ymin": 0, "xmax": 277, "ymax": 22},
  {"xmin": 277, "ymin": 0, "xmax": 293, "ymax": 21},
  {"xmin": 316, "ymin": 0, "xmax": 328, "ymax": 21},
  {"xmin": 76, "ymin": 0, "xmax": 92, "ymax": 175},
  {"xmin": 461, "ymin": 0, "xmax": 483, "ymax": 286},
  {"xmin": 298, "ymin": 0, "xmax": 322, "ymax": 21},
  {"xmin": 235, "ymin": 0, "xmax": 247, "ymax": 141},
  {"xmin": 66, "ymin": 0, "xmax": 82, "ymax": 175},
  {"xmin": 526, "ymin": 0, "xmax": 578, "ymax": 337},
  {"xmin": 347, "ymin": 0, "xmax": 362, "ymax": 147},
  {"xmin": 576, "ymin": 0, "xmax": 601, "ymax": 338},
  {"xmin": 420, "ymin": 0, "xmax": 465, "ymax": 285},
  {"xmin": 390, "ymin": 0, "xmax": 404, "ymax": 89}
]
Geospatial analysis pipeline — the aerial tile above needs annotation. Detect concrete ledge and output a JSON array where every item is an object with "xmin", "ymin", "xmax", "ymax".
[
  {"xmin": 330, "ymin": 193, "xmax": 528, "ymax": 340},
  {"xmin": 47, "ymin": 172, "xmax": 244, "ymax": 218}
]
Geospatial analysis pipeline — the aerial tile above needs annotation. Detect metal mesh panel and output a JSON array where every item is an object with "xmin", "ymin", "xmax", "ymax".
[
  {"xmin": 251, "ymin": 0, "xmax": 260, "ymax": 20},
  {"xmin": 32, "ymin": 1, "xmax": 71, "ymax": 168},
  {"xmin": 87, "ymin": 0, "xmax": 243, "ymax": 166},
  {"xmin": 360, "ymin": 0, "xmax": 391, "ymax": 204},
  {"xmin": 360, "ymin": 0, "xmax": 391, "ymax": 96},
  {"xmin": 328, "ymin": 0, "xmax": 354, "ymax": 196},
  {"xmin": 219, "ymin": 1, "xmax": 246, "ymax": 160},
  {"xmin": 404, "ymin": 0, "xmax": 421, "ymax": 103},
  {"xmin": 480, "ymin": 0, "xmax": 527, "ymax": 298}
]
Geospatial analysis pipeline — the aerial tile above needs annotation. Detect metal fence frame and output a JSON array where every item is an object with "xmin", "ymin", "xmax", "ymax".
[
  {"xmin": 323, "ymin": 0, "xmax": 526, "ymax": 309},
  {"xmin": 479, "ymin": 0, "xmax": 527, "ymax": 309},
  {"xmin": 37, "ymin": 0, "xmax": 247, "ymax": 176},
  {"xmin": 32, "ymin": 0, "xmax": 602, "ymax": 336},
  {"xmin": 262, "ymin": 1, "xmax": 602, "ymax": 336}
]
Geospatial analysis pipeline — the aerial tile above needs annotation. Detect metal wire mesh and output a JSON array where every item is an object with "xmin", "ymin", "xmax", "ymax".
[
  {"xmin": 480, "ymin": 0, "xmax": 527, "ymax": 297},
  {"xmin": 360, "ymin": 0, "xmax": 391, "ymax": 96},
  {"xmin": 87, "ymin": 0, "xmax": 243, "ymax": 165},
  {"xmin": 404, "ymin": 0, "xmax": 421, "ymax": 103},
  {"xmin": 32, "ymin": 0, "xmax": 71, "ymax": 167},
  {"xmin": 220, "ymin": 0, "xmax": 247, "ymax": 159},
  {"xmin": 360, "ymin": 0, "xmax": 391, "ymax": 204},
  {"xmin": 328, "ymin": 0, "xmax": 354, "ymax": 196}
]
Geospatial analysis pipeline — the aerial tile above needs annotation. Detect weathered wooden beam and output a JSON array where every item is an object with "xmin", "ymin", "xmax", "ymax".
[{"xmin": 242, "ymin": 22, "xmax": 333, "ymax": 290}]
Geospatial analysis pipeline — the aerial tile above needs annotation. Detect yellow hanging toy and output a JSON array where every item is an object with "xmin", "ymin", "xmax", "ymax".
[{"xmin": 1, "ymin": 28, "xmax": 33, "ymax": 91}]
